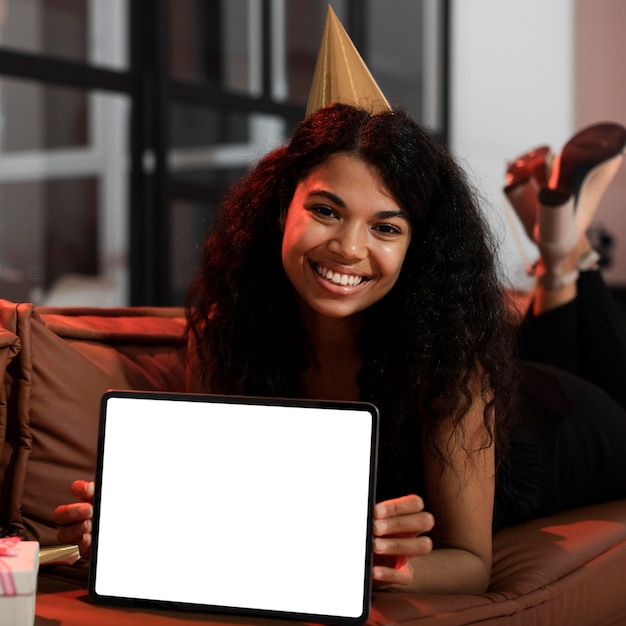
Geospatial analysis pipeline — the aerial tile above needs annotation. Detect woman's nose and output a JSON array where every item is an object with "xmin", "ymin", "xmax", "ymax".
[{"xmin": 328, "ymin": 224, "xmax": 367, "ymax": 259}]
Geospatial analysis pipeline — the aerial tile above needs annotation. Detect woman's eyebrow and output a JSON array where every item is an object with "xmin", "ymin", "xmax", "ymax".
[
  {"xmin": 307, "ymin": 189, "xmax": 345, "ymax": 207},
  {"xmin": 375, "ymin": 209, "xmax": 409, "ymax": 221},
  {"xmin": 306, "ymin": 189, "xmax": 408, "ymax": 220}
]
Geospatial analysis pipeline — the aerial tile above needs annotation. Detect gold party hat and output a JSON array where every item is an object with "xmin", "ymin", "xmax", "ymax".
[{"xmin": 305, "ymin": 5, "xmax": 392, "ymax": 117}]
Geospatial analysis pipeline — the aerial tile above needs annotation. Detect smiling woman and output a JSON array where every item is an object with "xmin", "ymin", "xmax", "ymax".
[
  {"xmin": 281, "ymin": 153, "xmax": 412, "ymax": 321},
  {"xmin": 178, "ymin": 102, "xmax": 513, "ymax": 593}
]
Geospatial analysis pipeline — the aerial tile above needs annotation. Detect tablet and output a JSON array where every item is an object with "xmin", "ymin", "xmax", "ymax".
[{"xmin": 88, "ymin": 390, "xmax": 379, "ymax": 625}]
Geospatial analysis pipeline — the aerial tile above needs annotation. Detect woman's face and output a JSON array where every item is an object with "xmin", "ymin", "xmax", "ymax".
[{"xmin": 281, "ymin": 153, "xmax": 412, "ymax": 320}]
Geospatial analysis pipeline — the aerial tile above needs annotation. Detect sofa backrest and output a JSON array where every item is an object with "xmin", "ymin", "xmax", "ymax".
[{"xmin": 0, "ymin": 300, "xmax": 187, "ymax": 545}]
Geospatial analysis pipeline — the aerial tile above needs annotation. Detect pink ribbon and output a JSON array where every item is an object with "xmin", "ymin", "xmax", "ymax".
[{"xmin": 0, "ymin": 537, "xmax": 21, "ymax": 596}]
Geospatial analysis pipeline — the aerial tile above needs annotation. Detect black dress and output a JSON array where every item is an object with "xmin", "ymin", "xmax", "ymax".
[{"xmin": 493, "ymin": 270, "xmax": 626, "ymax": 532}]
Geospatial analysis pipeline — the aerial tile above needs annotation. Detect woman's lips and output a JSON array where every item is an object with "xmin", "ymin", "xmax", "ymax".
[{"xmin": 312, "ymin": 262, "xmax": 368, "ymax": 286}]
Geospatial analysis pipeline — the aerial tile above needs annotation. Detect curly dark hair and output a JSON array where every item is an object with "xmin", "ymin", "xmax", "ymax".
[{"xmin": 186, "ymin": 103, "xmax": 519, "ymax": 501}]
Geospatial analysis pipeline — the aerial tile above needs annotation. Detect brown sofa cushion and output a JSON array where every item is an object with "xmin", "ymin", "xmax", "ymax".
[
  {"xmin": 367, "ymin": 499, "xmax": 626, "ymax": 624},
  {"xmin": 0, "ymin": 300, "xmax": 187, "ymax": 545},
  {"xmin": 34, "ymin": 499, "xmax": 626, "ymax": 624}
]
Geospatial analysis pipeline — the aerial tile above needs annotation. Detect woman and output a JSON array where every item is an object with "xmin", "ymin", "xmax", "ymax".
[{"xmin": 55, "ymin": 104, "xmax": 626, "ymax": 595}]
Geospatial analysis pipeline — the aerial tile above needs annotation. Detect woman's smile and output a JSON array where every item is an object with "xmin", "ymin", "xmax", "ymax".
[
  {"xmin": 312, "ymin": 262, "xmax": 368, "ymax": 288},
  {"xmin": 281, "ymin": 152, "xmax": 412, "ymax": 320}
]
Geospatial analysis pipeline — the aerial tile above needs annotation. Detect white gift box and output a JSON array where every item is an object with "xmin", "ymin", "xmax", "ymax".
[{"xmin": 0, "ymin": 539, "xmax": 40, "ymax": 626}]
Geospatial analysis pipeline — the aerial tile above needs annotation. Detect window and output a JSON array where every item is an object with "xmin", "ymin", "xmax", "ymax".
[
  {"xmin": 0, "ymin": 0, "xmax": 129, "ymax": 306},
  {"xmin": 0, "ymin": 0, "xmax": 448, "ymax": 307}
]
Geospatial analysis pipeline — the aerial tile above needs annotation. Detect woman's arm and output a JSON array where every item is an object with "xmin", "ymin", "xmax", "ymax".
[{"xmin": 373, "ymin": 382, "xmax": 495, "ymax": 594}]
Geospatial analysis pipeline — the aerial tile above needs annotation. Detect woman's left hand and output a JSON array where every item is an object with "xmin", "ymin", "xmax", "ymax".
[{"xmin": 372, "ymin": 494, "xmax": 434, "ymax": 588}]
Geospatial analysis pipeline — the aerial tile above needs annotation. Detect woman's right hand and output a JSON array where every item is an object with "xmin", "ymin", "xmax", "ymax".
[{"xmin": 54, "ymin": 480, "xmax": 95, "ymax": 560}]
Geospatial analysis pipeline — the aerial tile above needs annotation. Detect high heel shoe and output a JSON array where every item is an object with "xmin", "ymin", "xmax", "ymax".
[
  {"xmin": 504, "ymin": 145, "xmax": 554, "ymax": 241},
  {"xmin": 504, "ymin": 146, "xmax": 554, "ymax": 239},
  {"xmin": 555, "ymin": 122, "xmax": 626, "ymax": 235},
  {"xmin": 504, "ymin": 123, "xmax": 625, "ymax": 283}
]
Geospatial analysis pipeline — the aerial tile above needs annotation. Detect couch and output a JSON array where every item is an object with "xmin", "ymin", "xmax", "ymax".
[{"xmin": 1, "ymin": 299, "xmax": 625, "ymax": 626}]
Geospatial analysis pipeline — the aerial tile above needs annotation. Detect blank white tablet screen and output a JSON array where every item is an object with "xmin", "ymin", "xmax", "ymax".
[{"xmin": 93, "ymin": 395, "xmax": 375, "ymax": 619}]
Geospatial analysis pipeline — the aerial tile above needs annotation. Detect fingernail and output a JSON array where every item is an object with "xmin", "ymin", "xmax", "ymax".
[
  {"xmin": 373, "ymin": 538, "xmax": 388, "ymax": 553},
  {"xmin": 78, "ymin": 503, "xmax": 92, "ymax": 516},
  {"xmin": 374, "ymin": 520, "xmax": 387, "ymax": 534}
]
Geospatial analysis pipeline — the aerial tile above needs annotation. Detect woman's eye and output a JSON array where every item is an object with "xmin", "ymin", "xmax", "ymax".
[
  {"xmin": 311, "ymin": 205, "xmax": 337, "ymax": 219},
  {"xmin": 374, "ymin": 223, "xmax": 402, "ymax": 236}
]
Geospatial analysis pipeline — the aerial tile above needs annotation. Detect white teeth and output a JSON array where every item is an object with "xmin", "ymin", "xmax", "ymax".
[{"xmin": 315, "ymin": 264, "xmax": 363, "ymax": 286}]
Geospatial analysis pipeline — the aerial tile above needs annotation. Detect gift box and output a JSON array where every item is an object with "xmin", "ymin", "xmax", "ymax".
[{"xmin": 0, "ymin": 539, "xmax": 40, "ymax": 626}]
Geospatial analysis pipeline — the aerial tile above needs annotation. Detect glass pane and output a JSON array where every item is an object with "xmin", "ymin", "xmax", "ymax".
[
  {"xmin": 0, "ymin": 78, "xmax": 89, "ymax": 151},
  {"xmin": 284, "ymin": 0, "xmax": 329, "ymax": 105},
  {"xmin": 0, "ymin": 177, "xmax": 98, "ymax": 303},
  {"xmin": 368, "ymin": 0, "xmax": 425, "ymax": 125},
  {"xmin": 169, "ymin": 108, "xmax": 286, "ymax": 184},
  {"xmin": 0, "ymin": 0, "xmax": 128, "ymax": 70},
  {"xmin": 168, "ymin": 0, "xmax": 256, "ymax": 94},
  {"xmin": 0, "ymin": 88, "xmax": 130, "ymax": 306},
  {"xmin": 171, "ymin": 163, "xmax": 245, "ymax": 190},
  {"xmin": 170, "ymin": 103, "xmax": 249, "ymax": 150}
]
